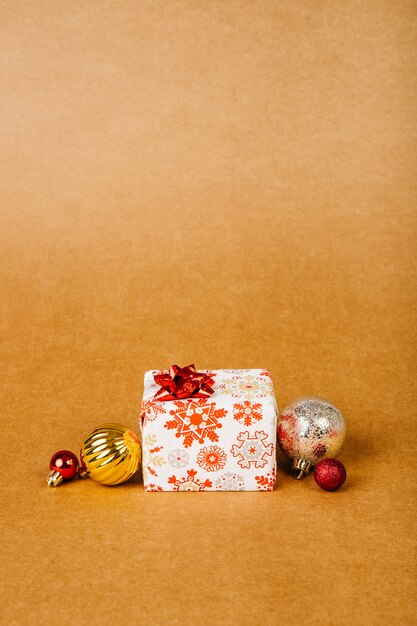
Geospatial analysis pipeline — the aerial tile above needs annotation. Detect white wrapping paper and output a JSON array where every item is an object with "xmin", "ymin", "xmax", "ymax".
[{"xmin": 140, "ymin": 368, "xmax": 278, "ymax": 491}]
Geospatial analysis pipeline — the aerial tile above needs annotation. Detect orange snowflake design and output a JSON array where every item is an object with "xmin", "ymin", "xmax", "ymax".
[
  {"xmin": 145, "ymin": 484, "xmax": 163, "ymax": 492},
  {"xmin": 197, "ymin": 445, "xmax": 227, "ymax": 472},
  {"xmin": 164, "ymin": 399, "xmax": 225, "ymax": 448},
  {"xmin": 233, "ymin": 400, "xmax": 263, "ymax": 426},
  {"xmin": 230, "ymin": 431, "xmax": 274, "ymax": 469},
  {"xmin": 255, "ymin": 467, "xmax": 276, "ymax": 491},
  {"xmin": 168, "ymin": 469, "xmax": 212, "ymax": 491},
  {"xmin": 140, "ymin": 398, "xmax": 166, "ymax": 422}
]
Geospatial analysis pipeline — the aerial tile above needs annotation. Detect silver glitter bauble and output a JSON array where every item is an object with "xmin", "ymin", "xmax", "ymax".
[{"xmin": 277, "ymin": 397, "xmax": 346, "ymax": 479}]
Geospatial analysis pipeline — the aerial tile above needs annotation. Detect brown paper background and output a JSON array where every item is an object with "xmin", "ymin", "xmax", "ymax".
[{"xmin": 1, "ymin": 1, "xmax": 416, "ymax": 624}]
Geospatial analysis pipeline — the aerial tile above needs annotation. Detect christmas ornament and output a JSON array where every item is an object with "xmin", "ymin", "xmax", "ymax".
[
  {"xmin": 153, "ymin": 364, "xmax": 215, "ymax": 401},
  {"xmin": 79, "ymin": 424, "xmax": 141, "ymax": 485},
  {"xmin": 314, "ymin": 458, "xmax": 346, "ymax": 491},
  {"xmin": 277, "ymin": 397, "xmax": 346, "ymax": 479},
  {"xmin": 47, "ymin": 450, "xmax": 79, "ymax": 486},
  {"xmin": 47, "ymin": 424, "xmax": 141, "ymax": 487}
]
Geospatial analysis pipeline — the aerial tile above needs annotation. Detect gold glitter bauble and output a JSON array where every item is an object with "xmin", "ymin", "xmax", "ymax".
[{"xmin": 79, "ymin": 424, "xmax": 141, "ymax": 485}]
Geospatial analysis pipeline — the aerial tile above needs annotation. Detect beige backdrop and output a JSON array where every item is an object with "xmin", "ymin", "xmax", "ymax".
[{"xmin": 1, "ymin": 1, "xmax": 416, "ymax": 624}]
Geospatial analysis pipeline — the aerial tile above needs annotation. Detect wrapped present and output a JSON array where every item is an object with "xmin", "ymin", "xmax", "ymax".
[{"xmin": 139, "ymin": 366, "xmax": 278, "ymax": 491}]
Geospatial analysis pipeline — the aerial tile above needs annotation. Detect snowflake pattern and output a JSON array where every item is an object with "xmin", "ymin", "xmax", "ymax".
[
  {"xmin": 164, "ymin": 400, "xmax": 225, "ymax": 448},
  {"xmin": 168, "ymin": 449, "xmax": 190, "ymax": 468},
  {"xmin": 142, "ymin": 434, "xmax": 166, "ymax": 481},
  {"xmin": 215, "ymin": 472, "xmax": 245, "ymax": 491},
  {"xmin": 141, "ymin": 368, "xmax": 277, "ymax": 491},
  {"xmin": 255, "ymin": 467, "xmax": 276, "ymax": 491},
  {"xmin": 230, "ymin": 431, "xmax": 275, "ymax": 469},
  {"xmin": 233, "ymin": 400, "xmax": 263, "ymax": 426},
  {"xmin": 197, "ymin": 445, "xmax": 227, "ymax": 472},
  {"xmin": 140, "ymin": 398, "xmax": 166, "ymax": 422},
  {"xmin": 145, "ymin": 483, "xmax": 163, "ymax": 492},
  {"xmin": 168, "ymin": 469, "xmax": 212, "ymax": 491},
  {"xmin": 219, "ymin": 374, "xmax": 273, "ymax": 400}
]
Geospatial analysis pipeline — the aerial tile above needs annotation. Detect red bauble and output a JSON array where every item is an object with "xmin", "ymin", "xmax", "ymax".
[
  {"xmin": 314, "ymin": 458, "xmax": 346, "ymax": 491},
  {"xmin": 50, "ymin": 450, "xmax": 79, "ymax": 480}
]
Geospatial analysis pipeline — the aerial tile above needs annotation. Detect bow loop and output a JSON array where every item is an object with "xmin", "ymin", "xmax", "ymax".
[{"xmin": 153, "ymin": 364, "xmax": 214, "ymax": 401}]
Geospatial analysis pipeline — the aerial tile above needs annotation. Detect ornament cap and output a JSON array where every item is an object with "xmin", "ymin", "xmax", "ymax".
[
  {"xmin": 292, "ymin": 457, "xmax": 311, "ymax": 479},
  {"xmin": 47, "ymin": 470, "xmax": 64, "ymax": 487},
  {"xmin": 78, "ymin": 463, "xmax": 89, "ymax": 478}
]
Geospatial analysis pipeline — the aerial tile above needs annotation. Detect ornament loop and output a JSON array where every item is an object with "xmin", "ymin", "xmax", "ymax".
[
  {"xmin": 291, "ymin": 458, "xmax": 311, "ymax": 480},
  {"xmin": 47, "ymin": 470, "xmax": 64, "ymax": 487}
]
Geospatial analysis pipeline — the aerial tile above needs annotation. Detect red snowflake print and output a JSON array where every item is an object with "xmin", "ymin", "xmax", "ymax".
[
  {"xmin": 164, "ymin": 400, "xmax": 225, "ymax": 448},
  {"xmin": 168, "ymin": 469, "xmax": 213, "ymax": 491},
  {"xmin": 255, "ymin": 467, "xmax": 276, "ymax": 491},
  {"xmin": 197, "ymin": 445, "xmax": 227, "ymax": 472},
  {"xmin": 259, "ymin": 370, "xmax": 270, "ymax": 377},
  {"xmin": 140, "ymin": 398, "xmax": 166, "ymax": 422},
  {"xmin": 145, "ymin": 483, "xmax": 163, "ymax": 492},
  {"xmin": 233, "ymin": 400, "xmax": 263, "ymax": 426},
  {"xmin": 230, "ymin": 431, "xmax": 274, "ymax": 469}
]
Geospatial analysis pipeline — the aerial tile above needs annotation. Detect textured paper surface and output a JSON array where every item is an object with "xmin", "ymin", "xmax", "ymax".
[
  {"xmin": 141, "ymin": 369, "xmax": 278, "ymax": 491},
  {"xmin": 1, "ymin": 1, "xmax": 416, "ymax": 625}
]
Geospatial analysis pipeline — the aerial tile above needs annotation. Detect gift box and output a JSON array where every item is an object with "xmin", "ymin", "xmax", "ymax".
[{"xmin": 139, "ymin": 366, "xmax": 278, "ymax": 491}]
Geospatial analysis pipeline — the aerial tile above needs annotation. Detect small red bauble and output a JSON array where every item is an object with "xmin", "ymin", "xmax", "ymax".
[
  {"xmin": 50, "ymin": 450, "xmax": 79, "ymax": 480},
  {"xmin": 314, "ymin": 458, "xmax": 346, "ymax": 491}
]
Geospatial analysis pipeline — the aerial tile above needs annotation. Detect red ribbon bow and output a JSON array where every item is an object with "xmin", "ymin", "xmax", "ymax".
[{"xmin": 153, "ymin": 364, "xmax": 215, "ymax": 401}]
